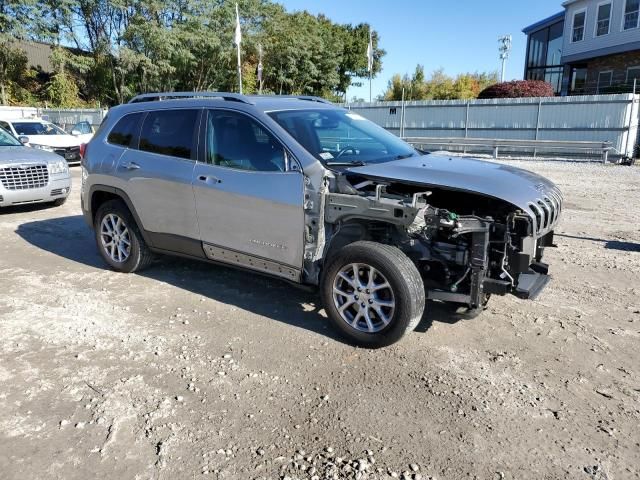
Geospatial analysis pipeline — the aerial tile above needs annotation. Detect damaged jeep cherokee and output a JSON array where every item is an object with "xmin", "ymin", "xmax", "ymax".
[{"xmin": 81, "ymin": 92, "xmax": 562, "ymax": 347}]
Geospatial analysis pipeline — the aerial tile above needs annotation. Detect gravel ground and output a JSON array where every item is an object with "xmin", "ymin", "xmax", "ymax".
[{"xmin": 0, "ymin": 161, "xmax": 639, "ymax": 480}]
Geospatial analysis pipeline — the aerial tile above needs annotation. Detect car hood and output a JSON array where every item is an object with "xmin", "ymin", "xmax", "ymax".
[
  {"xmin": 24, "ymin": 134, "xmax": 82, "ymax": 148},
  {"xmin": 0, "ymin": 146, "xmax": 62, "ymax": 165},
  {"xmin": 346, "ymin": 154, "xmax": 563, "ymax": 215}
]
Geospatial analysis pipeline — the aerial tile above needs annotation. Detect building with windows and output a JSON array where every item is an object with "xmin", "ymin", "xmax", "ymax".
[{"xmin": 523, "ymin": 0, "xmax": 640, "ymax": 95}]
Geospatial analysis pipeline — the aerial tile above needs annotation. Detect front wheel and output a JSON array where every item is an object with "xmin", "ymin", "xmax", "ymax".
[{"xmin": 321, "ymin": 241, "xmax": 425, "ymax": 348}]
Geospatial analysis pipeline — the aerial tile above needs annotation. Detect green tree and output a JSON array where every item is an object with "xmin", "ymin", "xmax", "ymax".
[
  {"xmin": 383, "ymin": 66, "xmax": 499, "ymax": 101},
  {"xmin": 0, "ymin": 0, "xmax": 41, "ymax": 104},
  {"xmin": 14, "ymin": 0, "xmax": 388, "ymax": 105}
]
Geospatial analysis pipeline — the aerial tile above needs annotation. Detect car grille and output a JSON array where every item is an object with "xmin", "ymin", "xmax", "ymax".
[
  {"xmin": 53, "ymin": 146, "xmax": 80, "ymax": 161},
  {"xmin": 0, "ymin": 164, "xmax": 49, "ymax": 190},
  {"xmin": 528, "ymin": 188, "xmax": 563, "ymax": 237}
]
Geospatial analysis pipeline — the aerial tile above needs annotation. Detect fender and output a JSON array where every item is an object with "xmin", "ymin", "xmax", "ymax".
[{"xmin": 87, "ymin": 184, "xmax": 155, "ymax": 248}]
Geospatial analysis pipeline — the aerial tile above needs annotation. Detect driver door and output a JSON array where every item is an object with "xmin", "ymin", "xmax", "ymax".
[{"xmin": 192, "ymin": 109, "xmax": 305, "ymax": 276}]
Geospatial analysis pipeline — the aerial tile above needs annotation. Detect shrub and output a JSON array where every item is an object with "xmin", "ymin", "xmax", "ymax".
[{"xmin": 478, "ymin": 80, "xmax": 555, "ymax": 99}]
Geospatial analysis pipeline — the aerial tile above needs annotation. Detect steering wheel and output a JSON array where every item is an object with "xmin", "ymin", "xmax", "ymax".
[{"xmin": 335, "ymin": 146, "xmax": 358, "ymax": 159}]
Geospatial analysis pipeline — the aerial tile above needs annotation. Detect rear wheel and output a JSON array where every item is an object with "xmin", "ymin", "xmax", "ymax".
[
  {"xmin": 321, "ymin": 241, "xmax": 425, "ymax": 348},
  {"xmin": 94, "ymin": 199, "xmax": 153, "ymax": 273}
]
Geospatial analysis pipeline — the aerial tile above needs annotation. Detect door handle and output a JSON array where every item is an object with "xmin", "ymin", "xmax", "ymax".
[
  {"xmin": 198, "ymin": 175, "xmax": 221, "ymax": 184},
  {"xmin": 122, "ymin": 161, "xmax": 141, "ymax": 170}
]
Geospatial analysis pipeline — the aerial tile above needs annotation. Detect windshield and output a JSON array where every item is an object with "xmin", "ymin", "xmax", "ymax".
[
  {"xmin": 12, "ymin": 122, "xmax": 67, "ymax": 136},
  {"xmin": 0, "ymin": 127, "xmax": 21, "ymax": 147},
  {"xmin": 268, "ymin": 109, "xmax": 417, "ymax": 165}
]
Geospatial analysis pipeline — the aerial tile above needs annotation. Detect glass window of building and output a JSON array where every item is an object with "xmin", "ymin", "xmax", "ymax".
[
  {"xmin": 624, "ymin": 0, "xmax": 640, "ymax": 30},
  {"xmin": 596, "ymin": 3, "xmax": 612, "ymax": 36},
  {"xmin": 572, "ymin": 11, "xmax": 586, "ymax": 42},
  {"xmin": 570, "ymin": 67, "xmax": 588, "ymax": 94},
  {"xmin": 525, "ymin": 20, "xmax": 564, "ymax": 95},
  {"xmin": 597, "ymin": 71, "xmax": 613, "ymax": 93}
]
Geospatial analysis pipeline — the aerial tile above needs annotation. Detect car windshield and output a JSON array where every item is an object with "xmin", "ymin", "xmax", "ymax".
[
  {"xmin": 12, "ymin": 122, "xmax": 67, "ymax": 136},
  {"xmin": 267, "ymin": 109, "xmax": 418, "ymax": 165},
  {"xmin": 0, "ymin": 127, "xmax": 21, "ymax": 147}
]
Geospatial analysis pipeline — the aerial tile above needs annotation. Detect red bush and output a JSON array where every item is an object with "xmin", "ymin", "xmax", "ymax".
[{"xmin": 478, "ymin": 80, "xmax": 555, "ymax": 99}]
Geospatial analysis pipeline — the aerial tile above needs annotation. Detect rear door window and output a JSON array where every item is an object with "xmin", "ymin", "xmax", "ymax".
[
  {"xmin": 107, "ymin": 113, "xmax": 143, "ymax": 148},
  {"xmin": 139, "ymin": 109, "xmax": 199, "ymax": 160}
]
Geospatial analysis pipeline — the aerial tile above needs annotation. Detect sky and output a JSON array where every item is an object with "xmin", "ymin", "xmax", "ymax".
[{"xmin": 279, "ymin": 0, "xmax": 563, "ymax": 100}]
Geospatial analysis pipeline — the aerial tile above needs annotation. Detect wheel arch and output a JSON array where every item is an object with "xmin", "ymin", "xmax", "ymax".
[
  {"xmin": 89, "ymin": 185, "xmax": 154, "ymax": 247},
  {"xmin": 318, "ymin": 218, "xmax": 409, "ymax": 286}
]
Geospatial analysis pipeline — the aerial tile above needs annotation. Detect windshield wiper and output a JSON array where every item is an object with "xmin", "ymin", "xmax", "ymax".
[
  {"xmin": 325, "ymin": 160, "xmax": 367, "ymax": 167},
  {"xmin": 393, "ymin": 153, "xmax": 416, "ymax": 160}
]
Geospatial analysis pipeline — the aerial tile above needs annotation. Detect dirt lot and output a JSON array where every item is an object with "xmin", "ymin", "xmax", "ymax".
[{"xmin": 0, "ymin": 161, "xmax": 639, "ymax": 480}]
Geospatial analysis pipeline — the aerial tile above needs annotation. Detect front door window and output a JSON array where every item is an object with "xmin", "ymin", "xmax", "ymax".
[{"xmin": 206, "ymin": 110, "xmax": 286, "ymax": 172}]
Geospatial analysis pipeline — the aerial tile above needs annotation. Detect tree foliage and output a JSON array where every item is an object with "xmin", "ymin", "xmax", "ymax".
[
  {"xmin": 382, "ymin": 65, "xmax": 499, "ymax": 101},
  {"xmin": 478, "ymin": 80, "xmax": 555, "ymax": 99},
  {"xmin": 1, "ymin": 0, "xmax": 385, "ymax": 106}
]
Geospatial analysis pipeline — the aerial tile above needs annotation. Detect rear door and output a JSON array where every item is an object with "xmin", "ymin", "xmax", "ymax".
[
  {"xmin": 116, "ymin": 108, "xmax": 201, "ymax": 245},
  {"xmin": 192, "ymin": 109, "xmax": 305, "ymax": 273}
]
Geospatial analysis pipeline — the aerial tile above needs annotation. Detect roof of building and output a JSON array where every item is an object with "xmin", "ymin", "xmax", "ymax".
[{"xmin": 522, "ymin": 11, "xmax": 565, "ymax": 34}]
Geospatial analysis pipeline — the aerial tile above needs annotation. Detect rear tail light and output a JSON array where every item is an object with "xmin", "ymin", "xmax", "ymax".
[{"xmin": 79, "ymin": 143, "xmax": 87, "ymax": 159}]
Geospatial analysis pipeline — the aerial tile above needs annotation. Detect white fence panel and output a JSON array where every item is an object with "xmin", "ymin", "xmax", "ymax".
[
  {"xmin": 345, "ymin": 94, "xmax": 639, "ymax": 158},
  {"xmin": 0, "ymin": 106, "xmax": 107, "ymax": 128}
]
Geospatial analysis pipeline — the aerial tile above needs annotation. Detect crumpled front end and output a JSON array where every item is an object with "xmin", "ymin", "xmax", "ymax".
[{"xmin": 321, "ymin": 155, "xmax": 565, "ymax": 309}]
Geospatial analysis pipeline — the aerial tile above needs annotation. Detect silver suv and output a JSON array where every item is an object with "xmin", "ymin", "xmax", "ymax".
[{"xmin": 81, "ymin": 92, "xmax": 562, "ymax": 347}]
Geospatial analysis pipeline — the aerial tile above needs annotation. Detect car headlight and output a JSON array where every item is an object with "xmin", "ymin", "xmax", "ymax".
[
  {"xmin": 48, "ymin": 160, "xmax": 69, "ymax": 175},
  {"xmin": 32, "ymin": 144, "xmax": 55, "ymax": 152}
]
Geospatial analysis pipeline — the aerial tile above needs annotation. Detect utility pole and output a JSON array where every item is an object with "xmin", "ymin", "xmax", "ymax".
[{"xmin": 498, "ymin": 35, "xmax": 512, "ymax": 82}]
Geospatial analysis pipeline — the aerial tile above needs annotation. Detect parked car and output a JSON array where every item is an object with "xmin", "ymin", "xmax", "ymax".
[
  {"xmin": 0, "ymin": 117, "xmax": 83, "ymax": 165},
  {"xmin": 0, "ymin": 126, "xmax": 71, "ymax": 208},
  {"xmin": 81, "ymin": 92, "xmax": 563, "ymax": 347},
  {"xmin": 66, "ymin": 120, "xmax": 95, "ymax": 143}
]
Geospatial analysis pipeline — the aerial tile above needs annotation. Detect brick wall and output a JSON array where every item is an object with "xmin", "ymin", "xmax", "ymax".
[{"xmin": 581, "ymin": 50, "xmax": 640, "ymax": 94}]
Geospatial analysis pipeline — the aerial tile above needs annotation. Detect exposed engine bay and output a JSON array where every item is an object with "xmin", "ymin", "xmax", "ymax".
[{"xmin": 304, "ymin": 172, "xmax": 559, "ymax": 310}]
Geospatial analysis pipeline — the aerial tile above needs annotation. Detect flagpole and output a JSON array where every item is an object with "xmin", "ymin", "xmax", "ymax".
[
  {"xmin": 367, "ymin": 30, "xmax": 373, "ymax": 103},
  {"xmin": 235, "ymin": 3, "xmax": 243, "ymax": 94},
  {"xmin": 258, "ymin": 44, "xmax": 263, "ymax": 95},
  {"xmin": 237, "ymin": 46, "xmax": 243, "ymax": 94}
]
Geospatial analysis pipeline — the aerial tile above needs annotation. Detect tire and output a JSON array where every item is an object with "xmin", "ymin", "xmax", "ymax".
[
  {"xmin": 94, "ymin": 199, "xmax": 154, "ymax": 273},
  {"xmin": 51, "ymin": 197, "xmax": 67, "ymax": 207},
  {"xmin": 321, "ymin": 241, "xmax": 425, "ymax": 348}
]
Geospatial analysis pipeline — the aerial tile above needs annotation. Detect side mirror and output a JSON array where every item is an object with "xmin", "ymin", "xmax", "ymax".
[
  {"xmin": 71, "ymin": 129, "xmax": 81, "ymax": 136},
  {"xmin": 18, "ymin": 136, "xmax": 29, "ymax": 144}
]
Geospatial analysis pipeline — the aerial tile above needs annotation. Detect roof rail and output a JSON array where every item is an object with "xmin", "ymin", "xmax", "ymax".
[
  {"xmin": 249, "ymin": 94, "xmax": 333, "ymax": 105},
  {"xmin": 128, "ymin": 91, "xmax": 252, "ymax": 104}
]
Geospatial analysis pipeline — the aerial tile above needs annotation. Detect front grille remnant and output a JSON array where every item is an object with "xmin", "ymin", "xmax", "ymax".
[
  {"xmin": 528, "ymin": 188, "xmax": 563, "ymax": 237},
  {"xmin": 0, "ymin": 164, "xmax": 49, "ymax": 191}
]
